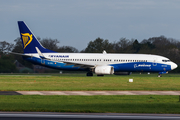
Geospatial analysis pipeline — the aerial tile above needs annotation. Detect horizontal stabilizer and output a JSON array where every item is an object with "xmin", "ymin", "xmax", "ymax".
[{"xmin": 8, "ymin": 52, "xmax": 31, "ymax": 57}]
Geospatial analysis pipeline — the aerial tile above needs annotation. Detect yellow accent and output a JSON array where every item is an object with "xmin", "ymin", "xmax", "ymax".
[{"xmin": 21, "ymin": 33, "xmax": 33, "ymax": 49}]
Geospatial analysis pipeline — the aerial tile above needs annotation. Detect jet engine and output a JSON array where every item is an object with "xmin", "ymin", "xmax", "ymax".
[{"xmin": 95, "ymin": 66, "xmax": 114, "ymax": 75}]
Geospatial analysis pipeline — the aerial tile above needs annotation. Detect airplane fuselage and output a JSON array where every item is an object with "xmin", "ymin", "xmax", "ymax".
[{"xmin": 23, "ymin": 53, "xmax": 176, "ymax": 74}]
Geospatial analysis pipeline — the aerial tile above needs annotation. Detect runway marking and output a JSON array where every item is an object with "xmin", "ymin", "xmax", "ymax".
[{"xmin": 14, "ymin": 91, "xmax": 180, "ymax": 95}]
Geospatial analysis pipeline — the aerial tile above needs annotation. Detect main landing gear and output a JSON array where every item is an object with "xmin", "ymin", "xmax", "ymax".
[
  {"xmin": 86, "ymin": 72, "xmax": 93, "ymax": 76},
  {"xmin": 86, "ymin": 72, "xmax": 104, "ymax": 76}
]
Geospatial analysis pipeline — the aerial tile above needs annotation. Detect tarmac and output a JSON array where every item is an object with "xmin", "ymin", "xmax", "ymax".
[
  {"xmin": 0, "ymin": 91, "xmax": 180, "ymax": 95},
  {"xmin": 1, "ymin": 112, "xmax": 180, "ymax": 120}
]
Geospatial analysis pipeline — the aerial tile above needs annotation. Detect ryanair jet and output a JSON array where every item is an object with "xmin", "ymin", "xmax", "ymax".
[{"xmin": 13, "ymin": 21, "xmax": 177, "ymax": 77}]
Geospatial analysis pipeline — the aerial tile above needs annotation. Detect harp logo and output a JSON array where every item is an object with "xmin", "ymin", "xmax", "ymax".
[{"xmin": 21, "ymin": 33, "xmax": 33, "ymax": 49}]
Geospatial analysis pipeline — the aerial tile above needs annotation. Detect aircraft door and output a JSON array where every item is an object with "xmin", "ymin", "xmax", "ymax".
[{"xmin": 153, "ymin": 57, "xmax": 157, "ymax": 66}]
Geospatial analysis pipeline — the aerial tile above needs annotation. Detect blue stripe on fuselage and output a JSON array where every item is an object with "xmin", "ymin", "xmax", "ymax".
[{"xmin": 111, "ymin": 62, "xmax": 171, "ymax": 72}]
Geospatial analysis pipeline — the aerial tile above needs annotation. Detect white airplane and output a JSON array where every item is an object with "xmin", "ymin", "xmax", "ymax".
[{"xmin": 14, "ymin": 21, "xmax": 177, "ymax": 77}]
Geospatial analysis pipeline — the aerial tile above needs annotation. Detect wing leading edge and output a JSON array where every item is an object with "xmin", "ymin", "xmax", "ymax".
[{"xmin": 35, "ymin": 47, "xmax": 95, "ymax": 69}]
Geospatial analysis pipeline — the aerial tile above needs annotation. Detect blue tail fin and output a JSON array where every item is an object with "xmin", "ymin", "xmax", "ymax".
[{"xmin": 18, "ymin": 21, "xmax": 56, "ymax": 54}]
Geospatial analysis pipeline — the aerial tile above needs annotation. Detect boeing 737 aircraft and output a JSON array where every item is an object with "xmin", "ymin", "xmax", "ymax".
[{"xmin": 13, "ymin": 21, "xmax": 177, "ymax": 77}]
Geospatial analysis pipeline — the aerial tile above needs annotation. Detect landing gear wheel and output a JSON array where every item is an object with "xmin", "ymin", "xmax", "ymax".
[
  {"xmin": 86, "ymin": 72, "xmax": 93, "ymax": 76},
  {"xmin": 158, "ymin": 74, "xmax": 162, "ymax": 77}
]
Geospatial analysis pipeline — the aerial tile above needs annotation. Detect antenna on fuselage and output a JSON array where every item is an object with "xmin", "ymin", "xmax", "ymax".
[{"xmin": 103, "ymin": 50, "xmax": 107, "ymax": 54}]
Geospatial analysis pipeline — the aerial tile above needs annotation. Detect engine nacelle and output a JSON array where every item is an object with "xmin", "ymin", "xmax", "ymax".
[
  {"xmin": 114, "ymin": 72, "xmax": 131, "ymax": 75},
  {"xmin": 95, "ymin": 66, "xmax": 114, "ymax": 75}
]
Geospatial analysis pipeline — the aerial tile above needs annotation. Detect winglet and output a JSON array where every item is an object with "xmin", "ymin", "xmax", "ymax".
[{"xmin": 35, "ymin": 47, "xmax": 45, "ymax": 59}]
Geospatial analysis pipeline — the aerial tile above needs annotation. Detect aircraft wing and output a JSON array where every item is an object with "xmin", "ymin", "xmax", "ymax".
[
  {"xmin": 42, "ymin": 57, "xmax": 95, "ymax": 68},
  {"xmin": 35, "ymin": 47, "xmax": 95, "ymax": 69},
  {"xmin": 8, "ymin": 52, "xmax": 32, "ymax": 57},
  {"xmin": 9, "ymin": 50, "xmax": 95, "ymax": 69},
  {"xmin": 61, "ymin": 61, "xmax": 95, "ymax": 68},
  {"xmin": 40, "ymin": 57, "xmax": 95, "ymax": 69}
]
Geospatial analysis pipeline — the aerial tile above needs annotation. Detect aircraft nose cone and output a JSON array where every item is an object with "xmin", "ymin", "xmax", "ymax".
[{"xmin": 171, "ymin": 62, "xmax": 178, "ymax": 70}]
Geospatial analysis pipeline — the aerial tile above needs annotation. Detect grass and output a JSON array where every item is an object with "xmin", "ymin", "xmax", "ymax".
[
  {"xmin": 0, "ymin": 95, "xmax": 180, "ymax": 113},
  {"xmin": 0, "ymin": 73, "xmax": 180, "ymax": 91},
  {"xmin": 0, "ymin": 73, "xmax": 180, "ymax": 114}
]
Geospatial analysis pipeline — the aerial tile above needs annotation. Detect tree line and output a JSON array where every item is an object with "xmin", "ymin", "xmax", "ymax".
[{"xmin": 0, "ymin": 35, "xmax": 180, "ymax": 73}]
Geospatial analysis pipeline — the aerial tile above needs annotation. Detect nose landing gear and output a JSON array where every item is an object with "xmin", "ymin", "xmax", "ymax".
[{"xmin": 158, "ymin": 74, "xmax": 162, "ymax": 77}]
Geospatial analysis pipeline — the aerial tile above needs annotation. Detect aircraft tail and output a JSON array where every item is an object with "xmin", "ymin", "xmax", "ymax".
[{"xmin": 18, "ymin": 21, "xmax": 56, "ymax": 54}]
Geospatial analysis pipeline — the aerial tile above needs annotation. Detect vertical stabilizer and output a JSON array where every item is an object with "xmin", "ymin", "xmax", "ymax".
[{"xmin": 18, "ymin": 21, "xmax": 56, "ymax": 54}]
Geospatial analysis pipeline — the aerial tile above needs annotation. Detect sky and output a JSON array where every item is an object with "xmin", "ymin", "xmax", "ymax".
[{"xmin": 1, "ymin": 0, "xmax": 180, "ymax": 51}]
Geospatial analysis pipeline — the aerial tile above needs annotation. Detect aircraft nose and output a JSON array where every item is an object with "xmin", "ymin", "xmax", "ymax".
[{"xmin": 171, "ymin": 62, "xmax": 178, "ymax": 70}]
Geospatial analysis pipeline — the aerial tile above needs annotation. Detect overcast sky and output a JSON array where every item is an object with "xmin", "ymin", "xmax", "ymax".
[{"xmin": 1, "ymin": 0, "xmax": 180, "ymax": 50}]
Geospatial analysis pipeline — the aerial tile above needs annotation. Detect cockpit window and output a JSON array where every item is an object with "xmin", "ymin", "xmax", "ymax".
[{"xmin": 162, "ymin": 60, "xmax": 171, "ymax": 62}]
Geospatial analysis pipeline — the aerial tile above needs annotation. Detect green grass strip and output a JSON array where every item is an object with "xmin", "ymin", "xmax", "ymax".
[
  {"xmin": 1, "ymin": 74, "xmax": 180, "ymax": 91},
  {"xmin": 0, "ymin": 95, "xmax": 180, "ymax": 113}
]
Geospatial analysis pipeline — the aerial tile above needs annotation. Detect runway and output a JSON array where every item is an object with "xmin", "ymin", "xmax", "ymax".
[
  {"xmin": 0, "ymin": 91, "xmax": 180, "ymax": 95},
  {"xmin": 1, "ymin": 112, "xmax": 180, "ymax": 120}
]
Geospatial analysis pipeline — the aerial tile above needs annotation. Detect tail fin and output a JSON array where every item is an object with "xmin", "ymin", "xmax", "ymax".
[{"xmin": 18, "ymin": 21, "xmax": 56, "ymax": 54}]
